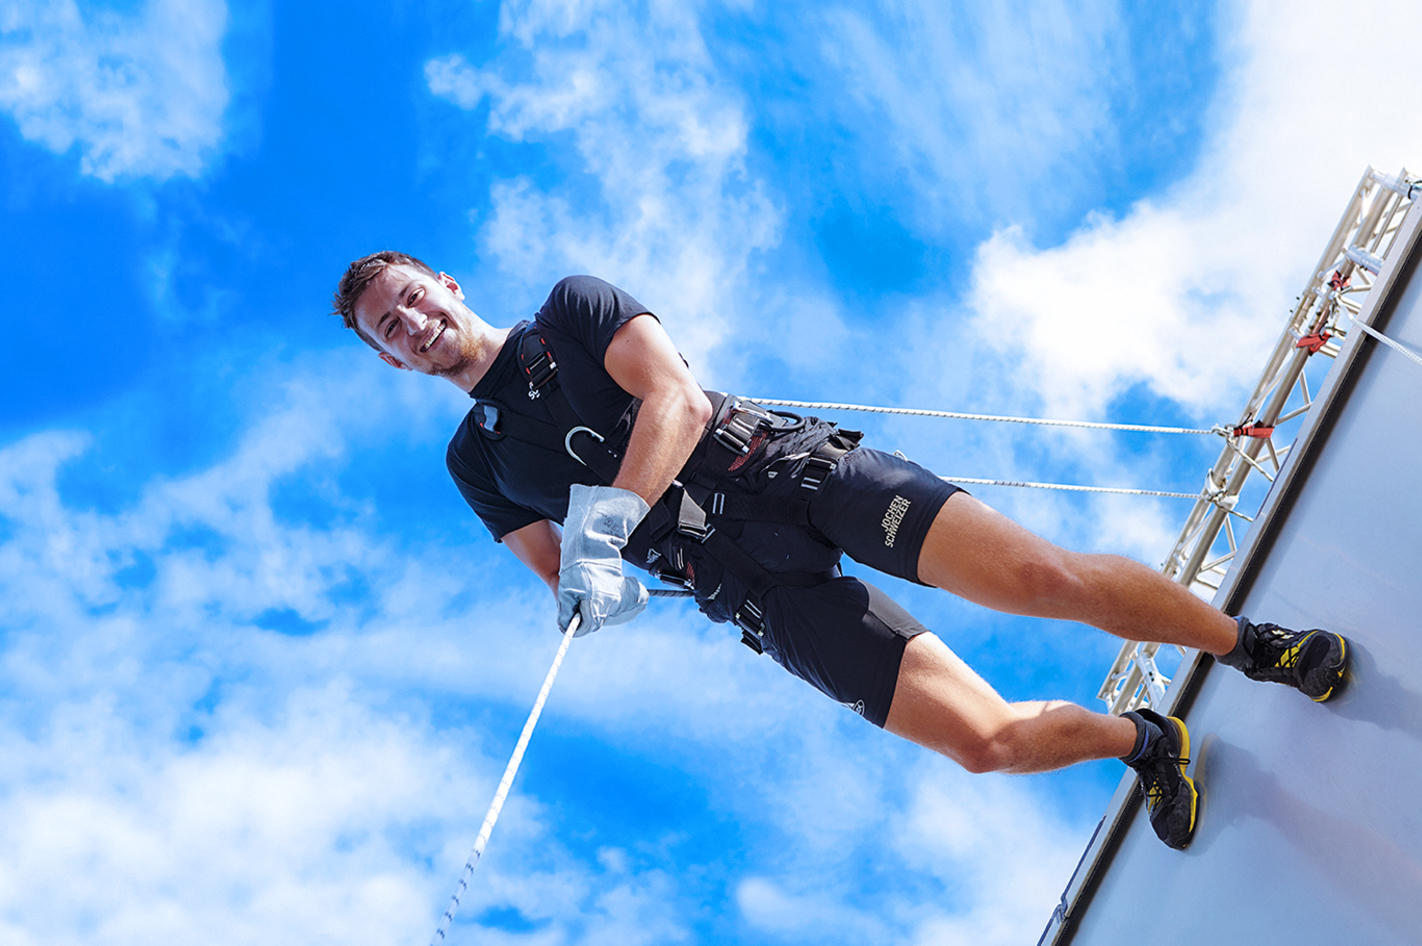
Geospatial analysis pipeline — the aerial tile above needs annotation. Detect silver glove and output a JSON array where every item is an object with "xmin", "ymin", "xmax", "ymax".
[{"xmin": 557, "ymin": 484, "xmax": 650, "ymax": 635}]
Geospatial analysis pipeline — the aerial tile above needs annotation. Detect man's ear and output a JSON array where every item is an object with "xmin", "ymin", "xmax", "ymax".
[
  {"xmin": 439, "ymin": 271, "xmax": 464, "ymax": 301},
  {"xmin": 379, "ymin": 352, "xmax": 410, "ymax": 371}
]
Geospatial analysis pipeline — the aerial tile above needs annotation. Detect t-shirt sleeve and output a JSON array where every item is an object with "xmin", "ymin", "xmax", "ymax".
[
  {"xmin": 535, "ymin": 275, "xmax": 653, "ymax": 362},
  {"xmin": 446, "ymin": 421, "xmax": 543, "ymax": 542}
]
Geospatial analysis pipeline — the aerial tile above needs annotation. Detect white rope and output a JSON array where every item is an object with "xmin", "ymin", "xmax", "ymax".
[
  {"xmin": 942, "ymin": 476, "xmax": 1200, "ymax": 499},
  {"xmin": 746, "ymin": 397, "xmax": 1218, "ymax": 435},
  {"xmin": 1345, "ymin": 311, "xmax": 1422, "ymax": 370},
  {"xmin": 430, "ymin": 613, "xmax": 580, "ymax": 945}
]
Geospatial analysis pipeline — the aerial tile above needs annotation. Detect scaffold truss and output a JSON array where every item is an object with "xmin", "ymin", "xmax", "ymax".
[{"xmin": 1097, "ymin": 166, "xmax": 1420, "ymax": 716}]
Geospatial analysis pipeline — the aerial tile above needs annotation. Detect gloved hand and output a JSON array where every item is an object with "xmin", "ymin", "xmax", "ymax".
[{"xmin": 557, "ymin": 484, "xmax": 650, "ymax": 636}]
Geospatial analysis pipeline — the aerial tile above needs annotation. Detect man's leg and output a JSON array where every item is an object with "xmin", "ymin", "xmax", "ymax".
[
  {"xmin": 883, "ymin": 631, "xmax": 1136, "ymax": 773},
  {"xmin": 915, "ymin": 492, "xmax": 1239, "ymax": 655},
  {"xmin": 883, "ymin": 631, "xmax": 1199, "ymax": 848}
]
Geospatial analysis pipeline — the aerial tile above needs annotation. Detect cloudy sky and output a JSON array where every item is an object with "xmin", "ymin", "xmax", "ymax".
[{"xmin": 2, "ymin": 1, "xmax": 1419, "ymax": 944}]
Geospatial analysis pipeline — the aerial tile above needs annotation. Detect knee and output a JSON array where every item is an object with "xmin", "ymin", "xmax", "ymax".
[
  {"xmin": 1009, "ymin": 552, "xmax": 1089, "ymax": 611},
  {"xmin": 954, "ymin": 727, "xmax": 1025, "ymax": 774}
]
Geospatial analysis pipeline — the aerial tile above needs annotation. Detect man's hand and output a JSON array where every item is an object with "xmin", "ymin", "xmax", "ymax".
[{"xmin": 557, "ymin": 484, "xmax": 650, "ymax": 635}]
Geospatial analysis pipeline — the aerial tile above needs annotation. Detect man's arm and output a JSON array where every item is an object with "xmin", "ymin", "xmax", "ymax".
[
  {"xmin": 602, "ymin": 314, "xmax": 713, "ymax": 504},
  {"xmin": 504, "ymin": 519, "xmax": 562, "ymax": 594}
]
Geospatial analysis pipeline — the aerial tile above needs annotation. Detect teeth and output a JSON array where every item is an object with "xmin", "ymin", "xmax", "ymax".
[{"xmin": 421, "ymin": 320, "xmax": 446, "ymax": 353}]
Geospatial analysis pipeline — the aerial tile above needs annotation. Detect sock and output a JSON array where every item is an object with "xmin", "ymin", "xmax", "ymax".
[
  {"xmin": 1217, "ymin": 616, "xmax": 1253, "ymax": 670},
  {"xmin": 1119, "ymin": 711, "xmax": 1158, "ymax": 766}
]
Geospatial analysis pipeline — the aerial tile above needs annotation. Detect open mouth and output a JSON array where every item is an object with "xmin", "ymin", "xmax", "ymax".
[{"xmin": 419, "ymin": 320, "xmax": 447, "ymax": 353}]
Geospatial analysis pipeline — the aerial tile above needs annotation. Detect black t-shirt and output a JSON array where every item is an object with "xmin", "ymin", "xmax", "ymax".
[{"xmin": 446, "ymin": 275, "xmax": 651, "ymax": 541}]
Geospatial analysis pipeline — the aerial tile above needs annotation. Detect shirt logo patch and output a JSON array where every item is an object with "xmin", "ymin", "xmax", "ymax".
[{"xmin": 882, "ymin": 494, "xmax": 911, "ymax": 548}]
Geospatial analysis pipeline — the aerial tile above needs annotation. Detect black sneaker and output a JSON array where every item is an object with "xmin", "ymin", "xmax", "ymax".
[
  {"xmin": 1121, "ymin": 709, "xmax": 1198, "ymax": 850},
  {"xmin": 1219, "ymin": 617, "xmax": 1348, "ymax": 702}
]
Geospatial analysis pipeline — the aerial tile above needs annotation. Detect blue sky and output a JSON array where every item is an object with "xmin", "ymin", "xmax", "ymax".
[{"xmin": 3, "ymin": 1, "xmax": 1421, "ymax": 943}]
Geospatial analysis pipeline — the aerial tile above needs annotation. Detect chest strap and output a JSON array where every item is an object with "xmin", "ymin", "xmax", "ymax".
[{"xmin": 470, "ymin": 328, "xmax": 628, "ymax": 484}]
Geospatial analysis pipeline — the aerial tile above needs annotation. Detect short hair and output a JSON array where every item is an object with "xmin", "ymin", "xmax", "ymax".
[{"xmin": 332, "ymin": 250, "xmax": 439, "ymax": 351}]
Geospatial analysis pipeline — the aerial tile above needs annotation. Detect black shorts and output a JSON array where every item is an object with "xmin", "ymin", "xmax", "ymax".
[
  {"xmin": 760, "ymin": 576, "xmax": 932, "ymax": 727},
  {"xmin": 809, "ymin": 446, "xmax": 962, "ymax": 582},
  {"xmin": 754, "ymin": 445, "xmax": 963, "ymax": 727}
]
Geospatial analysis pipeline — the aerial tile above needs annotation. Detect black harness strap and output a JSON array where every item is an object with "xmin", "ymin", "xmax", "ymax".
[
  {"xmin": 471, "ymin": 329, "xmax": 626, "ymax": 484},
  {"xmin": 476, "ymin": 329, "xmax": 863, "ymax": 654},
  {"xmin": 670, "ymin": 430, "xmax": 860, "ymax": 653}
]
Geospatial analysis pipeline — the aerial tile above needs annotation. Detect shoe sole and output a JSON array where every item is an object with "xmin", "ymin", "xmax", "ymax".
[
  {"xmin": 1165, "ymin": 716, "xmax": 1198, "ymax": 848},
  {"xmin": 1307, "ymin": 633, "xmax": 1348, "ymax": 702}
]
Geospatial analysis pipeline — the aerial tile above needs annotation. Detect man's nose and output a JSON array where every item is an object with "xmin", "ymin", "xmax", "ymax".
[{"xmin": 397, "ymin": 306, "xmax": 427, "ymax": 333}]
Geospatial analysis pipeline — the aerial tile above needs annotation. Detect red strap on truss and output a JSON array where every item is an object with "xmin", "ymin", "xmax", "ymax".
[
  {"xmin": 1295, "ymin": 330, "xmax": 1332, "ymax": 354},
  {"xmin": 1232, "ymin": 423, "xmax": 1275, "ymax": 439}
]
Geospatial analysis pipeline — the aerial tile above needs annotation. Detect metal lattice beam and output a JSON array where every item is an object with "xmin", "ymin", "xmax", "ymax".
[{"xmin": 1097, "ymin": 166, "xmax": 1418, "ymax": 715}]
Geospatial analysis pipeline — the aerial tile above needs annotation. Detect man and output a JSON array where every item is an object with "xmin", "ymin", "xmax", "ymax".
[{"xmin": 333, "ymin": 251, "xmax": 1349, "ymax": 850}]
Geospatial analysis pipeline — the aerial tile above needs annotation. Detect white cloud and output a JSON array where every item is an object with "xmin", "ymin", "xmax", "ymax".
[
  {"xmin": 965, "ymin": 0, "xmax": 1422, "ymax": 422},
  {"xmin": 0, "ymin": 348, "xmax": 1105, "ymax": 945},
  {"xmin": 0, "ymin": 684, "xmax": 454, "ymax": 946},
  {"xmin": 892, "ymin": 766, "xmax": 1082, "ymax": 946},
  {"xmin": 0, "ymin": 0, "xmax": 230, "ymax": 181},
  {"xmin": 425, "ymin": 0, "xmax": 778, "ymax": 371},
  {"xmin": 820, "ymin": 0, "xmax": 1124, "ymax": 235}
]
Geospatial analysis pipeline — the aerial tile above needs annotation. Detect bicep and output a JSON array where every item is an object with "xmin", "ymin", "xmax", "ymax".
[
  {"xmin": 503, "ymin": 519, "xmax": 562, "ymax": 593},
  {"xmin": 603, "ymin": 314, "xmax": 704, "ymax": 402}
]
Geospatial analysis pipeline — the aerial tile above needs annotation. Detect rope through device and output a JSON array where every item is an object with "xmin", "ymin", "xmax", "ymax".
[{"xmin": 430, "ymin": 613, "xmax": 581, "ymax": 945}]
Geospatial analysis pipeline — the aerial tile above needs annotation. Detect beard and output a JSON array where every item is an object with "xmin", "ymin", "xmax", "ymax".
[{"xmin": 427, "ymin": 329, "xmax": 479, "ymax": 380}]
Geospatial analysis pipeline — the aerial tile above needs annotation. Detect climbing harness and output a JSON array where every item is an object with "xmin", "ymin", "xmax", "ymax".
[
  {"xmin": 430, "ymin": 613, "xmax": 581, "ymax": 945},
  {"xmin": 471, "ymin": 329, "xmax": 628, "ymax": 483},
  {"xmin": 651, "ymin": 394, "xmax": 860, "ymax": 654},
  {"xmin": 475, "ymin": 331, "xmax": 862, "ymax": 655}
]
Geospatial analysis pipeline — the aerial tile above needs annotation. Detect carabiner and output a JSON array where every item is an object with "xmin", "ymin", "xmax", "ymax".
[{"xmin": 564, "ymin": 426, "xmax": 605, "ymax": 465}]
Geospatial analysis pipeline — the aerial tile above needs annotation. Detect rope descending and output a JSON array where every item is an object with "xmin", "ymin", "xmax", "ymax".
[{"xmin": 431, "ymin": 613, "xmax": 581, "ymax": 945}]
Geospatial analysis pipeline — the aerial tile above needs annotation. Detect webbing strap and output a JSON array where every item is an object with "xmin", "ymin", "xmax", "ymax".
[{"xmin": 476, "ymin": 396, "xmax": 623, "ymax": 485}]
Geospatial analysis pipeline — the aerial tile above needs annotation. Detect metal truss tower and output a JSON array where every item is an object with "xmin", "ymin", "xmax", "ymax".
[{"xmin": 1097, "ymin": 166, "xmax": 1420, "ymax": 716}]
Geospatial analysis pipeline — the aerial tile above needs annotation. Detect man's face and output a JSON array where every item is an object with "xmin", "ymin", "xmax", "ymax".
[{"xmin": 352, "ymin": 263, "xmax": 479, "ymax": 378}]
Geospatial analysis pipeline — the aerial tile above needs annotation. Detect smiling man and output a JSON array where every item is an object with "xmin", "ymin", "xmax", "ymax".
[{"xmin": 333, "ymin": 250, "xmax": 1350, "ymax": 851}]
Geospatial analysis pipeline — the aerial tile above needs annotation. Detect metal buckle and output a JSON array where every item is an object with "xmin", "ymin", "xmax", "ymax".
[
  {"xmin": 799, "ymin": 454, "xmax": 837, "ymax": 491},
  {"xmin": 737, "ymin": 598, "xmax": 765, "ymax": 654},
  {"xmin": 675, "ymin": 489, "xmax": 715, "ymax": 542},
  {"xmin": 713, "ymin": 412, "xmax": 759, "ymax": 455},
  {"xmin": 658, "ymin": 570, "xmax": 695, "ymax": 591},
  {"xmin": 524, "ymin": 345, "xmax": 557, "ymax": 389}
]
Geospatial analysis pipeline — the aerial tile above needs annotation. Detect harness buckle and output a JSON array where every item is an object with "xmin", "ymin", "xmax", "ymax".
[
  {"xmin": 713, "ymin": 412, "xmax": 760, "ymax": 455},
  {"xmin": 474, "ymin": 402, "xmax": 502, "ymax": 436},
  {"xmin": 675, "ymin": 488, "xmax": 716, "ymax": 541},
  {"xmin": 799, "ymin": 454, "xmax": 838, "ymax": 491},
  {"xmin": 657, "ymin": 570, "xmax": 696, "ymax": 591},
  {"xmin": 523, "ymin": 338, "xmax": 558, "ymax": 390},
  {"xmin": 736, "ymin": 598, "xmax": 765, "ymax": 654}
]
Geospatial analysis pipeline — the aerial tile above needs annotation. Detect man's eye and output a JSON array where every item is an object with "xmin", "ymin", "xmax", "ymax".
[{"xmin": 409, "ymin": 287, "xmax": 425, "ymax": 305}]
